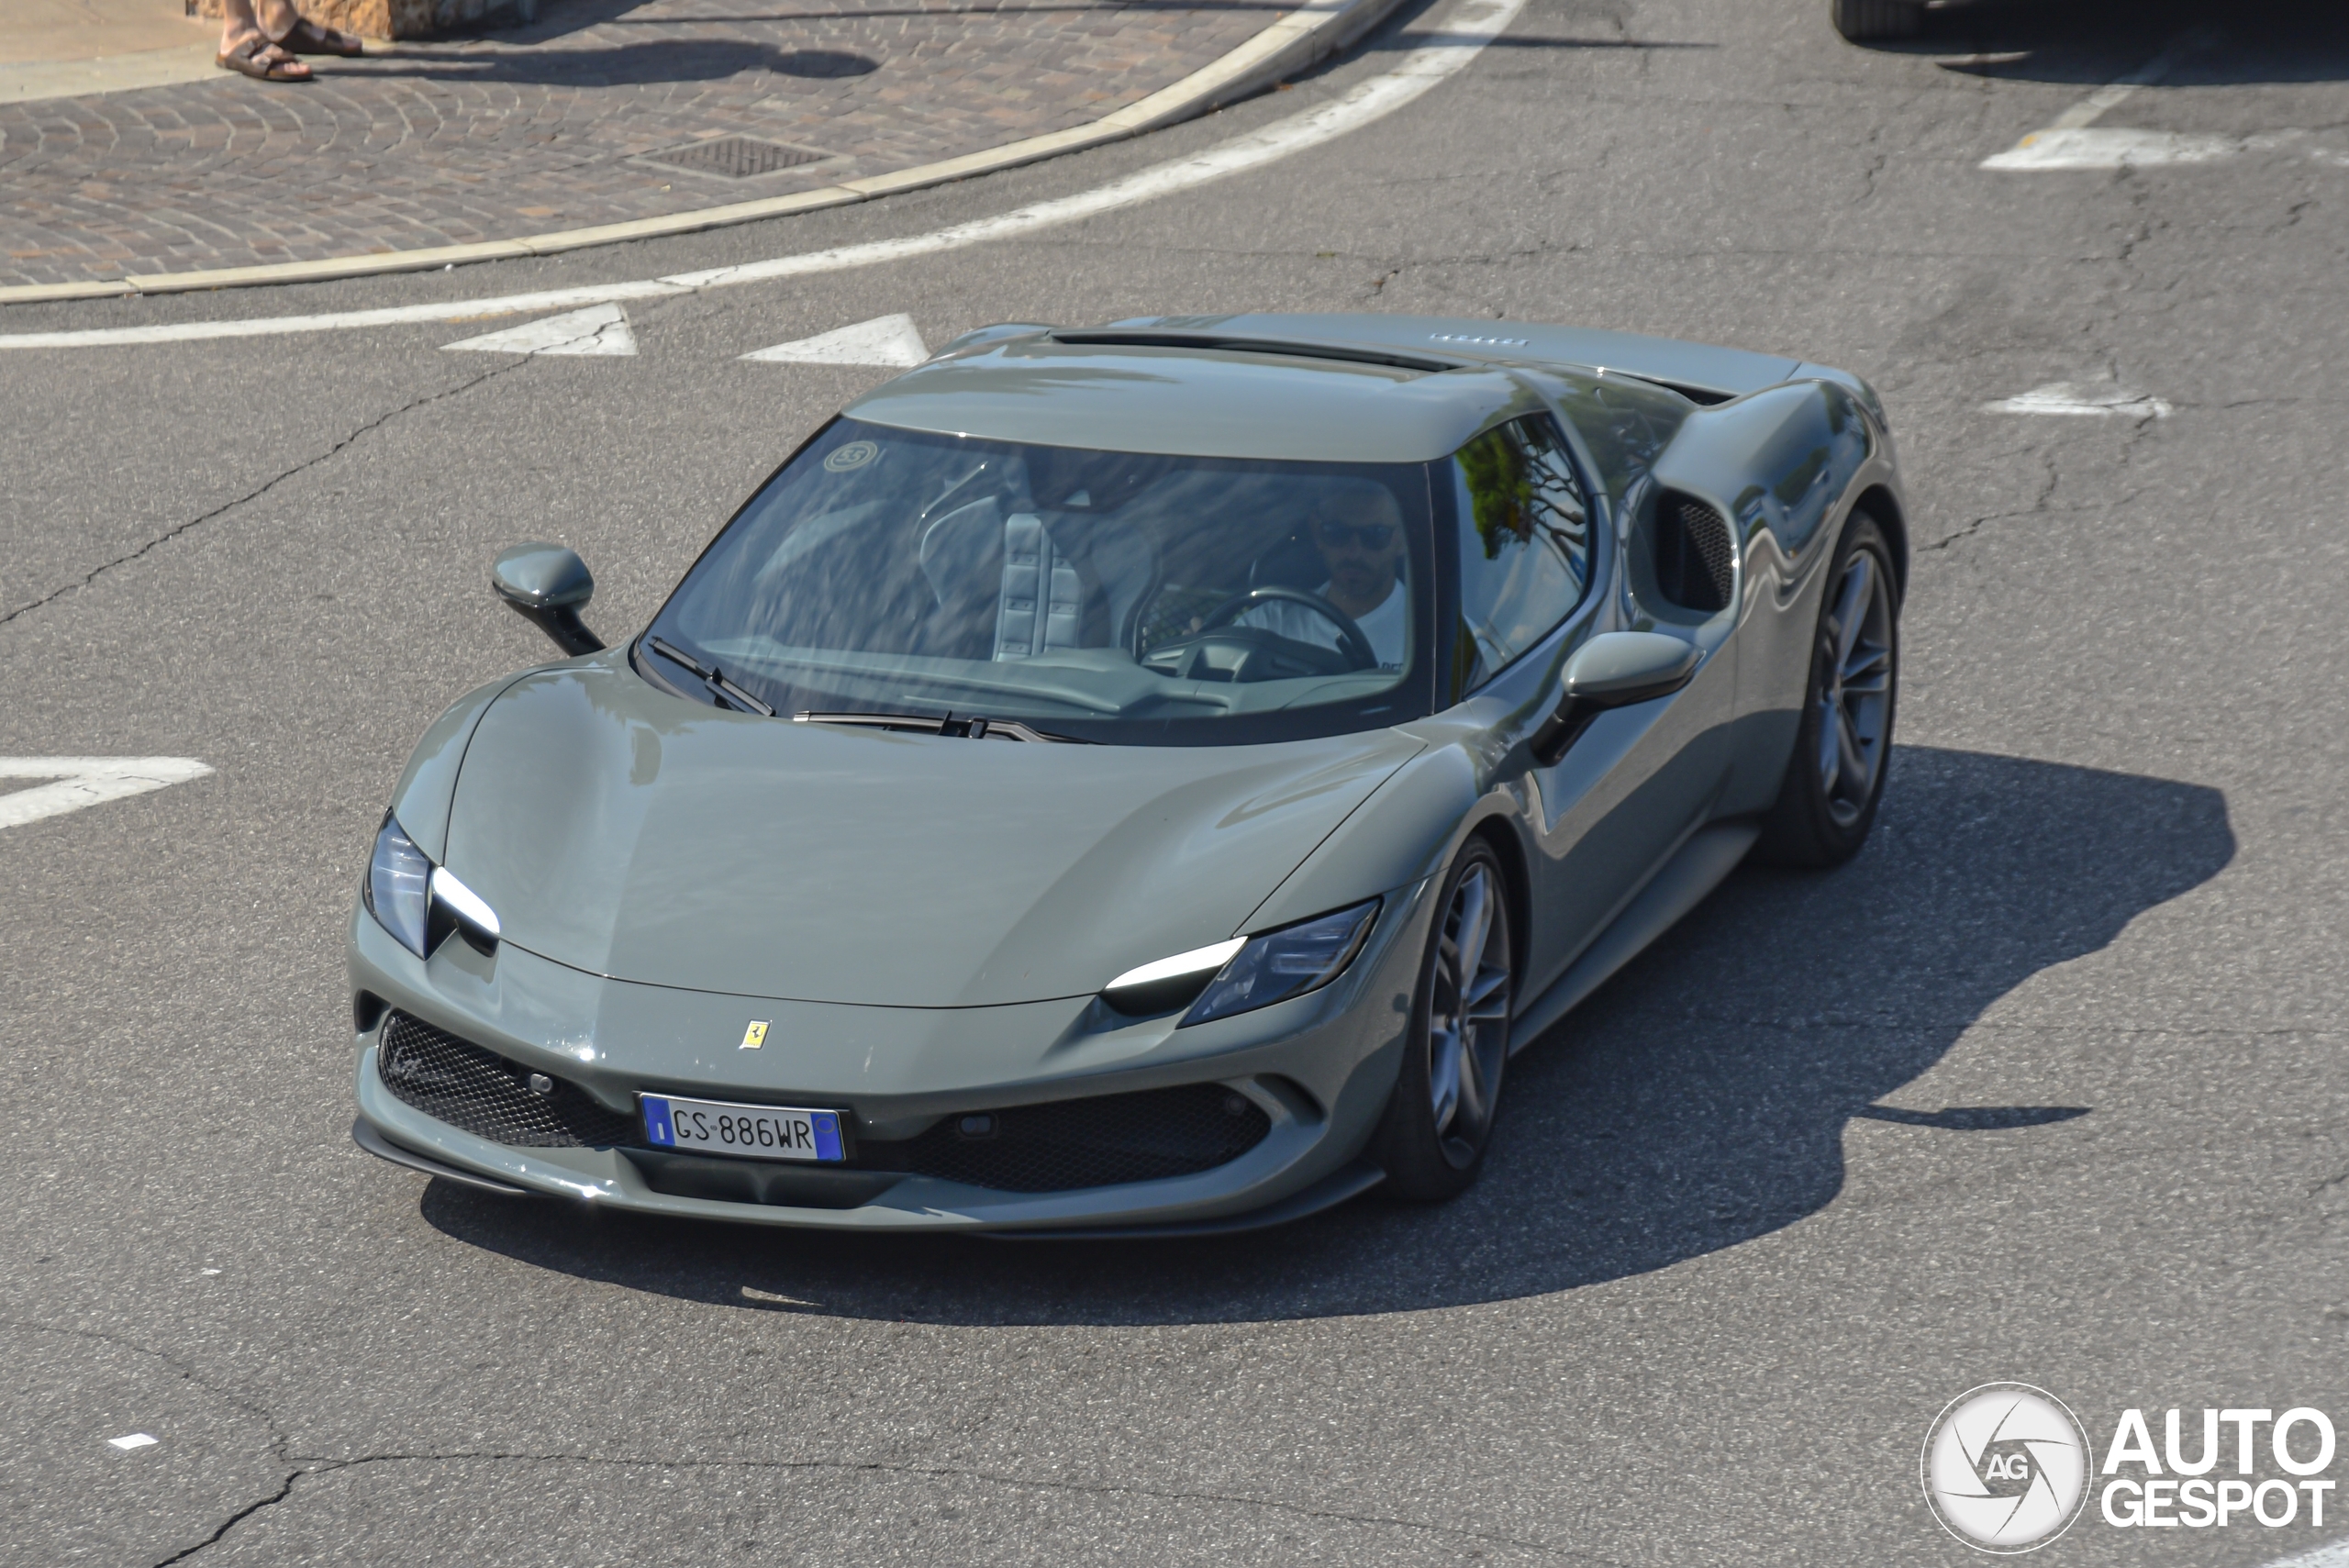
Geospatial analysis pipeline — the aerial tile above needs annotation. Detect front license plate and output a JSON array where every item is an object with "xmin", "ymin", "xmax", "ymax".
[{"xmin": 640, "ymin": 1095, "xmax": 846, "ymax": 1162}]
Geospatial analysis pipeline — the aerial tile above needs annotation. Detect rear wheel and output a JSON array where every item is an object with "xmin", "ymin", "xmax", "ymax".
[
  {"xmin": 1372, "ymin": 841, "xmax": 1515, "ymax": 1202},
  {"xmin": 1831, "ymin": 0, "xmax": 1924, "ymax": 40},
  {"xmin": 1754, "ymin": 513, "xmax": 1899, "ymax": 868}
]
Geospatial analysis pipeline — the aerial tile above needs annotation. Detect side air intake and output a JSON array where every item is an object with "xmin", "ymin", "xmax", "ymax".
[{"xmin": 1654, "ymin": 491, "xmax": 1736, "ymax": 614}]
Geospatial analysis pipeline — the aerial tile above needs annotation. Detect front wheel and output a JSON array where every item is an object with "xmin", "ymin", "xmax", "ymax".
[
  {"xmin": 1372, "ymin": 841, "xmax": 1516, "ymax": 1202},
  {"xmin": 1831, "ymin": 0, "xmax": 1924, "ymax": 40},
  {"xmin": 1754, "ymin": 512, "xmax": 1899, "ymax": 868}
]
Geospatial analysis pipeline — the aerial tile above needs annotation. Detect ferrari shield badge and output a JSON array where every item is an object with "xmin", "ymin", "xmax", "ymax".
[{"xmin": 739, "ymin": 1020, "xmax": 769, "ymax": 1051}]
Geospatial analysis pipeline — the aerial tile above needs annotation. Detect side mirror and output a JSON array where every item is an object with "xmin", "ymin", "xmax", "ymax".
[
  {"xmin": 1532, "ymin": 632, "xmax": 1700, "ymax": 764},
  {"xmin": 491, "ymin": 542, "xmax": 605, "ymax": 657}
]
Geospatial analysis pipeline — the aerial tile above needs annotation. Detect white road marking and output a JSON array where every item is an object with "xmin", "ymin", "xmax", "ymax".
[
  {"xmin": 443, "ymin": 303, "xmax": 637, "ymax": 356},
  {"xmin": 1984, "ymin": 127, "xmax": 2241, "ymax": 171},
  {"xmin": 0, "ymin": 757, "xmax": 214, "ymax": 831},
  {"xmin": 106, "ymin": 1434, "xmax": 159, "ymax": 1451},
  {"xmin": 1984, "ymin": 382, "xmax": 2173, "ymax": 419},
  {"xmin": 741, "ymin": 313, "xmax": 930, "ymax": 367},
  {"xmin": 2260, "ymin": 1540, "xmax": 2349, "ymax": 1568},
  {"xmin": 0, "ymin": 0, "xmax": 1528, "ymax": 353},
  {"xmin": 1983, "ymin": 28, "xmax": 2217, "ymax": 169}
]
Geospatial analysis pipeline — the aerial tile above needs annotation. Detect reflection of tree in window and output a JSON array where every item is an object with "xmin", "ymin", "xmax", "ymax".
[{"xmin": 1451, "ymin": 417, "xmax": 1591, "ymax": 694}]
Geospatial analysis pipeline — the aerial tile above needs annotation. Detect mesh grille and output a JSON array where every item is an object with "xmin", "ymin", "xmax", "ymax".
[
  {"xmin": 378, "ymin": 1012, "xmax": 639, "ymax": 1149},
  {"xmin": 863, "ymin": 1084, "xmax": 1271, "ymax": 1193},
  {"xmin": 1656, "ymin": 491, "xmax": 1735, "ymax": 612}
]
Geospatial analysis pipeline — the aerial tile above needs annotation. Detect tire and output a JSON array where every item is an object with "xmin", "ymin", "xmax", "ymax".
[
  {"xmin": 1371, "ymin": 840, "xmax": 1516, "ymax": 1202},
  {"xmin": 1831, "ymin": 0, "xmax": 1924, "ymax": 40},
  {"xmin": 1753, "ymin": 513, "xmax": 1899, "ymax": 869}
]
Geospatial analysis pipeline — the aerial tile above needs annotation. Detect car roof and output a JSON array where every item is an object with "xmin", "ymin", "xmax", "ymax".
[{"xmin": 841, "ymin": 314, "xmax": 1808, "ymax": 464}]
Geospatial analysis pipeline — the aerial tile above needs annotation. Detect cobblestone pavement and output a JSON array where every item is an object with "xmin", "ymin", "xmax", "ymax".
[{"xmin": 0, "ymin": 0, "xmax": 1281, "ymax": 287}]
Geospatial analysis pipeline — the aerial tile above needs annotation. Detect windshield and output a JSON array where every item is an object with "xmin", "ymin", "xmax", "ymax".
[{"xmin": 641, "ymin": 419, "xmax": 1436, "ymax": 745}]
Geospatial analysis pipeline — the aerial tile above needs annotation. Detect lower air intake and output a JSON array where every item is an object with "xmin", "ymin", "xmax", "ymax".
[
  {"xmin": 377, "ymin": 1011, "xmax": 638, "ymax": 1149},
  {"xmin": 864, "ymin": 1084, "xmax": 1272, "ymax": 1193}
]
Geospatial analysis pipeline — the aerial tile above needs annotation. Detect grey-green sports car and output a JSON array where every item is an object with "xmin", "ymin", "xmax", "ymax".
[{"xmin": 349, "ymin": 312, "xmax": 1908, "ymax": 1236}]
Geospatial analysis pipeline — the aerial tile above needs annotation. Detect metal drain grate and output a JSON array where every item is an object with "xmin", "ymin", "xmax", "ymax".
[{"xmin": 646, "ymin": 137, "xmax": 829, "ymax": 179}]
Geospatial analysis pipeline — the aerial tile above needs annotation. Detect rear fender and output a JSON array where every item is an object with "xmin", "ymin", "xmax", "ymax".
[{"xmin": 1653, "ymin": 382, "xmax": 1899, "ymax": 816}]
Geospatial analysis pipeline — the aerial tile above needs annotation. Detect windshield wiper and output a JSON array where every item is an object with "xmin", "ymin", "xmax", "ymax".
[
  {"xmin": 647, "ymin": 637, "xmax": 776, "ymax": 717},
  {"xmin": 791, "ymin": 710, "xmax": 1085, "ymax": 744}
]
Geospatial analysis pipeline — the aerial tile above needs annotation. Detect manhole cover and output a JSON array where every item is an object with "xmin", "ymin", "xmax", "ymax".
[{"xmin": 646, "ymin": 137, "xmax": 830, "ymax": 179}]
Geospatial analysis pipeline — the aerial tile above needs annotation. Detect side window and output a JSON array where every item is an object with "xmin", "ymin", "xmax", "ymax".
[{"xmin": 1449, "ymin": 415, "xmax": 1590, "ymax": 694}]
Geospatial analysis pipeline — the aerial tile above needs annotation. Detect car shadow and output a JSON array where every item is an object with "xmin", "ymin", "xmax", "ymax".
[
  {"xmin": 418, "ymin": 744, "xmax": 2232, "ymax": 1325},
  {"xmin": 1862, "ymin": 0, "xmax": 2349, "ymax": 88}
]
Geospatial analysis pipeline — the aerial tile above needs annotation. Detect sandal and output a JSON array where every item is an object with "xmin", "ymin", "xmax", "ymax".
[
  {"xmin": 269, "ymin": 17, "xmax": 366, "ymax": 55},
  {"xmin": 216, "ymin": 36, "xmax": 312, "ymax": 80}
]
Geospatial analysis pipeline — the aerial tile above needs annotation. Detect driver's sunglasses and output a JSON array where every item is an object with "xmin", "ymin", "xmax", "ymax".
[{"xmin": 1314, "ymin": 520, "xmax": 1397, "ymax": 550}]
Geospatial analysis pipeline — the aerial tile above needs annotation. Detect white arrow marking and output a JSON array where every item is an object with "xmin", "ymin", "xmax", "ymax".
[
  {"xmin": 442, "ymin": 304, "xmax": 637, "ymax": 357},
  {"xmin": 0, "ymin": 757, "xmax": 214, "ymax": 831},
  {"xmin": 1983, "ymin": 128, "xmax": 2241, "ymax": 171},
  {"xmin": 1984, "ymin": 382, "xmax": 2173, "ymax": 419},
  {"xmin": 740, "ymin": 314, "xmax": 929, "ymax": 367},
  {"xmin": 0, "ymin": 0, "xmax": 1530, "ymax": 351},
  {"xmin": 107, "ymin": 1433, "xmax": 160, "ymax": 1451}
]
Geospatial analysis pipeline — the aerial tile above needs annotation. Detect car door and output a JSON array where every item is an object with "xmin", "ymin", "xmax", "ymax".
[
  {"xmin": 1437, "ymin": 397, "xmax": 1739, "ymax": 1003},
  {"xmin": 1515, "ymin": 473, "xmax": 1738, "ymax": 996}
]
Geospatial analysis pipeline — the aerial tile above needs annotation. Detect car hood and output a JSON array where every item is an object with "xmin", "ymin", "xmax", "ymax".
[{"xmin": 440, "ymin": 663, "xmax": 1422, "ymax": 1007}]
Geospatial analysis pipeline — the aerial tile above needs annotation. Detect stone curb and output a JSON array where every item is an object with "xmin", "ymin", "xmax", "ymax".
[{"xmin": 0, "ymin": 0, "xmax": 1408, "ymax": 306}]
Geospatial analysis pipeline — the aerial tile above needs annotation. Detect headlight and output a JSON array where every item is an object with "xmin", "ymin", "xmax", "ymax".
[
  {"xmin": 364, "ymin": 815, "xmax": 433, "ymax": 957},
  {"xmin": 1180, "ymin": 898, "xmax": 1381, "ymax": 1027},
  {"xmin": 363, "ymin": 815, "xmax": 501, "ymax": 959}
]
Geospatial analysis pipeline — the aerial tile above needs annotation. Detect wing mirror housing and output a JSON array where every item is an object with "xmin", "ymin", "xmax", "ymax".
[
  {"xmin": 1531, "ymin": 631, "xmax": 1700, "ymax": 765},
  {"xmin": 491, "ymin": 542, "xmax": 605, "ymax": 657}
]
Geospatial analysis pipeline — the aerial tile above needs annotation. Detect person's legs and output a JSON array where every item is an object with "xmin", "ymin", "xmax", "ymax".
[
  {"xmin": 255, "ymin": 0, "xmax": 367, "ymax": 55},
  {"xmin": 216, "ymin": 0, "xmax": 311, "ymax": 78}
]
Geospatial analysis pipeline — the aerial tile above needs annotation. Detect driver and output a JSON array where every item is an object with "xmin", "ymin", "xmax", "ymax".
[{"xmin": 1241, "ymin": 481, "xmax": 1408, "ymax": 672}]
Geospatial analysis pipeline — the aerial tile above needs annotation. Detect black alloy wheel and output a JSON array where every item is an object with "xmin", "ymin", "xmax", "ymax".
[
  {"xmin": 1373, "ymin": 840, "xmax": 1516, "ymax": 1201},
  {"xmin": 1755, "ymin": 512, "xmax": 1900, "ymax": 868}
]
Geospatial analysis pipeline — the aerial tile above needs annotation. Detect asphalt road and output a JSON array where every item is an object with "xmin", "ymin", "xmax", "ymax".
[{"xmin": 4, "ymin": 0, "xmax": 2346, "ymax": 1563}]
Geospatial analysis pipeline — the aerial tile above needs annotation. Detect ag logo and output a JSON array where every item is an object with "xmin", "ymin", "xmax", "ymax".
[{"xmin": 1921, "ymin": 1384, "xmax": 2090, "ymax": 1553}]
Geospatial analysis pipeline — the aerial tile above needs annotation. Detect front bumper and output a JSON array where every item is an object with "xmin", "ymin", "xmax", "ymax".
[{"xmin": 346, "ymin": 874, "xmax": 1437, "ymax": 1232}]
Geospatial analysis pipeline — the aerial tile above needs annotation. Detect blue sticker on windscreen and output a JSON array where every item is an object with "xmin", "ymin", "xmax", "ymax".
[
  {"xmin": 642, "ymin": 1096, "xmax": 675, "ymax": 1147},
  {"xmin": 811, "ymin": 1110, "xmax": 843, "ymax": 1162}
]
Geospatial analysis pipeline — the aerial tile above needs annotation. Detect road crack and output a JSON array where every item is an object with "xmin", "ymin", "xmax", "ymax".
[
  {"xmin": 0, "ymin": 360, "xmax": 526, "ymax": 630},
  {"xmin": 153, "ymin": 1448, "xmax": 1618, "ymax": 1564},
  {"xmin": 150, "ymin": 1473, "xmax": 300, "ymax": 1568}
]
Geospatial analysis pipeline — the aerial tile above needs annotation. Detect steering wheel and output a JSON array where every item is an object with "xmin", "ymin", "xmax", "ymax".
[{"xmin": 1196, "ymin": 585, "xmax": 1380, "ymax": 673}]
